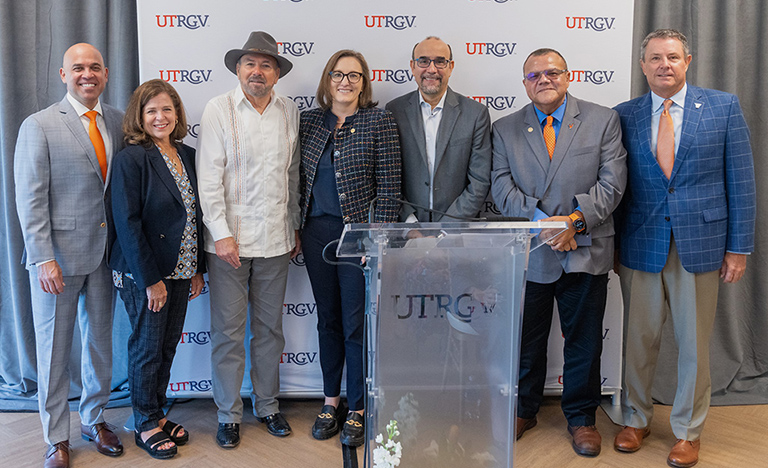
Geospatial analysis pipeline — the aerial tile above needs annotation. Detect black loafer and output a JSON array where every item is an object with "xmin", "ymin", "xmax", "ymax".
[
  {"xmin": 256, "ymin": 412, "xmax": 292, "ymax": 437},
  {"xmin": 340, "ymin": 412, "xmax": 365, "ymax": 447},
  {"xmin": 216, "ymin": 423, "xmax": 240, "ymax": 449},
  {"xmin": 312, "ymin": 403, "xmax": 347, "ymax": 440}
]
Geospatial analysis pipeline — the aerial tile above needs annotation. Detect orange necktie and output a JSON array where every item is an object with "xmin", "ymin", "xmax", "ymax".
[
  {"xmin": 543, "ymin": 115, "xmax": 556, "ymax": 159},
  {"xmin": 85, "ymin": 110, "xmax": 108, "ymax": 181},
  {"xmin": 657, "ymin": 99, "xmax": 675, "ymax": 178}
]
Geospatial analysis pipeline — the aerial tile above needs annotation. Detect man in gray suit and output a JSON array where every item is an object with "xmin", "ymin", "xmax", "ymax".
[
  {"xmin": 386, "ymin": 36, "xmax": 491, "ymax": 222},
  {"xmin": 491, "ymin": 48, "xmax": 626, "ymax": 457},
  {"xmin": 14, "ymin": 43, "xmax": 124, "ymax": 468}
]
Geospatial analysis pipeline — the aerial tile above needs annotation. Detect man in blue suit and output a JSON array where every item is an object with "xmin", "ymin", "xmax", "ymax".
[{"xmin": 613, "ymin": 29, "xmax": 755, "ymax": 468}]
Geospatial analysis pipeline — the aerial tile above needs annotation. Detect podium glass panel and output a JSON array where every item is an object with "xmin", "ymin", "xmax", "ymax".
[{"xmin": 338, "ymin": 222, "xmax": 561, "ymax": 468}]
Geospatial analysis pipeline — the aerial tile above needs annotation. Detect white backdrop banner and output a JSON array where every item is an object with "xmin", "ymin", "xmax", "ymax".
[{"xmin": 135, "ymin": 0, "xmax": 634, "ymax": 399}]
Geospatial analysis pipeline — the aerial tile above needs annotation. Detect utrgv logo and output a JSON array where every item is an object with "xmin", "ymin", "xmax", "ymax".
[
  {"xmin": 288, "ymin": 96, "xmax": 316, "ymax": 111},
  {"xmin": 179, "ymin": 331, "xmax": 211, "ymax": 345},
  {"xmin": 283, "ymin": 302, "xmax": 317, "ymax": 316},
  {"xmin": 370, "ymin": 69, "xmax": 413, "ymax": 84},
  {"xmin": 393, "ymin": 293, "xmax": 498, "ymax": 323},
  {"xmin": 569, "ymin": 70, "xmax": 614, "ymax": 85},
  {"xmin": 469, "ymin": 95, "xmax": 516, "ymax": 111},
  {"xmin": 159, "ymin": 69, "xmax": 212, "ymax": 85},
  {"xmin": 364, "ymin": 15, "xmax": 416, "ymax": 30},
  {"xmin": 565, "ymin": 16, "xmax": 616, "ymax": 31},
  {"xmin": 465, "ymin": 42, "xmax": 517, "ymax": 57},
  {"xmin": 277, "ymin": 41, "xmax": 315, "ymax": 56},
  {"xmin": 155, "ymin": 14, "xmax": 210, "ymax": 29},
  {"xmin": 280, "ymin": 352, "xmax": 318, "ymax": 365},
  {"xmin": 168, "ymin": 380, "xmax": 212, "ymax": 392}
]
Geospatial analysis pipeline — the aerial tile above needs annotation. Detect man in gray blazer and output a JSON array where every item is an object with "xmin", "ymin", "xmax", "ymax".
[
  {"xmin": 386, "ymin": 36, "xmax": 491, "ymax": 222},
  {"xmin": 491, "ymin": 48, "xmax": 626, "ymax": 457},
  {"xmin": 14, "ymin": 43, "xmax": 124, "ymax": 468}
]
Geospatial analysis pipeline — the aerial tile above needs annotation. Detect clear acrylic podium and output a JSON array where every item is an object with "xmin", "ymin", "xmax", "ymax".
[{"xmin": 337, "ymin": 221, "xmax": 562, "ymax": 468}]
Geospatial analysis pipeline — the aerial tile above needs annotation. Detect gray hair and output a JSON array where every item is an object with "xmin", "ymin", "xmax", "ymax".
[{"xmin": 640, "ymin": 29, "xmax": 690, "ymax": 60}]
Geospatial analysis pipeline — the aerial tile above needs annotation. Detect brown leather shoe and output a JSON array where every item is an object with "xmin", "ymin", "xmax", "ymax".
[
  {"xmin": 516, "ymin": 416, "xmax": 537, "ymax": 440},
  {"xmin": 81, "ymin": 422, "xmax": 124, "ymax": 457},
  {"xmin": 667, "ymin": 439, "xmax": 700, "ymax": 468},
  {"xmin": 614, "ymin": 426, "xmax": 650, "ymax": 453},
  {"xmin": 568, "ymin": 425, "xmax": 601, "ymax": 457},
  {"xmin": 44, "ymin": 441, "xmax": 70, "ymax": 468}
]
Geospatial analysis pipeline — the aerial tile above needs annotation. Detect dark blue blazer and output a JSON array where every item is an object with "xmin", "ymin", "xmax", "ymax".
[
  {"xmin": 614, "ymin": 85, "xmax": 755, "ymax": 273},
  {"xmin": 107, "ymin": 143, "xmax": 205, "ymax": 290}
]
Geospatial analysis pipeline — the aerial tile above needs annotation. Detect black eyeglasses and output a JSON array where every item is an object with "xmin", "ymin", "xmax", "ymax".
[
  {"xmin": 329, "ymin": 71, "xmax": 363, "ymax": 83},
  {"xmin": 414, "ymin": 57, "xmax": 451, "ymax": 69},
  {"xmin": 524, "ymin": 68, "xmax": 568, "ymax": 82}
]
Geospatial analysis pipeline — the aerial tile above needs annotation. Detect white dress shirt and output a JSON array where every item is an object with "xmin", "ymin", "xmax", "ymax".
[
  {"xmin": 405, "ymin": 91, "xmax": 448, "ymax": 223},
  {"xmin": 66, "ymin": 92, "xmax": 114, "ymax": 163},
  {"xmin": 196, "ymin": 85, "xmax": 300, "ymax": 258}
]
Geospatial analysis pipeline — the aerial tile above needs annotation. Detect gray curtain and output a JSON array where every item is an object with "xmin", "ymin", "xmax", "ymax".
[
  {"xmin": 0, "ymin": 0, "xmax": 138, "ymax": 409},
  {"xmin": 0, "ymin": 1, "xmax": 765, "ymax": 410},
  {"xmin": 633, "ymin": 0, "xmax": 768, "ymax": 405}
]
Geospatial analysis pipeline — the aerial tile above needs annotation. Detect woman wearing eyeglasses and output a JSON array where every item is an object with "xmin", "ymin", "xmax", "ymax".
[{"xmin": 299, "ymin": 49, "xmax": 401, "ymax": 446}]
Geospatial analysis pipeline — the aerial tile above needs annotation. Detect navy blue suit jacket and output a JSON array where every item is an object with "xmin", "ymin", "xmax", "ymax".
[
  {"xmin": 614, "ymin": 85, "xmax": 755, "ymax": 273},
  {"xmin": 107, "ymin": 143, "xmax": 206, "ymax": 290}
]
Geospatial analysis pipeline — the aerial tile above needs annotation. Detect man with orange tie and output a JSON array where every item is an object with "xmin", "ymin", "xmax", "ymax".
[
  {"xmin": 613, "ymin": 29, "xmax": 755, "ymax": 468},
  {"xmin": 14, "ymin": 43, "xmax": 125, "ymax": 468},
  {"xmin": 491, "ymin": 48, "xmax": 626, "ymax": 457}
]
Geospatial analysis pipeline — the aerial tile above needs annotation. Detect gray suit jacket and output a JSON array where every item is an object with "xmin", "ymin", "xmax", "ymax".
[
  {"xmin": 14, "ymin": 96, "xmax": 124, "ymax": 275},
  {"xmin": 491, "ymin": 94, "xmax": 627, "ymax": 283},
  {"xmin": 386, "ymin": 87, "xmax": 492, "ymax": 221}
]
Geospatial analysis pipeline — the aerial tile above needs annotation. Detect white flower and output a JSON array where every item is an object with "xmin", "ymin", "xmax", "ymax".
[{"xmin": 376, "ymin": 433, "xmax": 383, "ymax": 444}]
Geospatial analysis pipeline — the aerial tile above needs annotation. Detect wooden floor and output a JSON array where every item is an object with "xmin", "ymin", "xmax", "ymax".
[{"xmin": 1, "ymin": 397, "xmax": 765, "ymax": 467}]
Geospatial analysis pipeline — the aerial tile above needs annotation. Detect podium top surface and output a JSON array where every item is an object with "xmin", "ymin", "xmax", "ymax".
[{"xmin": 337, "ymin": 220, "xmax": 566, "ymax": 257}]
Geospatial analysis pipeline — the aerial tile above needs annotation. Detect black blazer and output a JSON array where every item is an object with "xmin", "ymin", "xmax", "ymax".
[{"xmin": 107, "ymin": 143, "xmax": 205, "ymax": 290}]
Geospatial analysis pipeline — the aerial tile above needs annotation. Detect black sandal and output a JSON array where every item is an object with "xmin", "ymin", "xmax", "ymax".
[
  {"xmin": 135, "ymin": 430, "xmax": 177, "ymax": 459},
  {"xmin": 162, "ymin": 420, "xmax": 189, "ymax": 445}
]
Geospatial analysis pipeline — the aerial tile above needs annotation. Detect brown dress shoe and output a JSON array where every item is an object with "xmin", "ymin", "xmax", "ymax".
[
  {"xmin": 516, "ymin": 416, "xmax": 537, "ymax": 440},
  {"xmin": 568, "ymin": 425, "xmax": 601, "ymax": 457},
  {"xmin": 81, "ymin": 422, "xmax": 124, "ymax": 457},
  {"xmin": 667, "ymin": 439, "xmax": 700, "ymax": 468},
  {"xmin": 614, "ymin": 426, "xmax": 650, "ymax": 453},
  {"xmin": 44, "ymin": 441, "xmax": 70, "ymax": 468}
]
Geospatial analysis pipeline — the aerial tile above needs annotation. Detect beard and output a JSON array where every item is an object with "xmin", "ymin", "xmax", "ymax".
[{"xmin": 418, "ymin": 74, "xmax": 443, "ymax": 96}]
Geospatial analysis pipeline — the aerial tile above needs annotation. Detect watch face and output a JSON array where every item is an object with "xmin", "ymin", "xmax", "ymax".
[{"xmin": 573, "ymin": 218, "xmax": 586, "ymax": 233}]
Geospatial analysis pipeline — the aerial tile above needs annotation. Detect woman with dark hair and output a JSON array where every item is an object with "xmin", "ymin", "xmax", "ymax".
[
  {"xmin": 108, "ymin": 79, "xmax": 205, "ymax": 459},
  {"xmin": 299, "ymin": 49, "xmax": 401, "ymax": 446}
]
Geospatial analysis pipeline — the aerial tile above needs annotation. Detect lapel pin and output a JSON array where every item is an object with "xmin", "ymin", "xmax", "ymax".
[
  {"xmin": 695, "ymin": 102, "xmax": 702, "ymax": 109},
  {"xmin": 568, "ymin": 124, "xmax": 573, "ymax": 129},
  {"xmin": 350, "ymin": 128, "xmax": 356, "ymax": 133},
  {"xmin": 527, "ymin": 127, "xmax": 533, "ymax": 133}
]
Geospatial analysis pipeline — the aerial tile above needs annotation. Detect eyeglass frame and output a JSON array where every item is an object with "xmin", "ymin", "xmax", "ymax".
[
  {"xmin": 329, "ymin": 71, "xmax": 363, "ymax": 83},
  {"xmin": 524, "ymin": 68, "xmax": 569, "ymax": 82},
  {"xmin": 412, "ymin": 56, "xmax": 452, "ymax": 69}
]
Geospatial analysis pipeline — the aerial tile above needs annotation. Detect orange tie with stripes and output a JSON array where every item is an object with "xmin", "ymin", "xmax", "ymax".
[
  {"xmin": 543, "ymin": 115, "xmax": 556, "ymax": 159},
  {"xmin": 85, "ymin": 110, "xmax": 108, "ymax": 181},
  {"xmin": 657, "ymin": 99, "xmax": 675, "ymax": 178}
]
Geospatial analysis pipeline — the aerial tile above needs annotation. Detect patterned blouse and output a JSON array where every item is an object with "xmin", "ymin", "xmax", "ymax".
[{"xmin": 158, "ymin": 145, "xmax": 198, "ymax": 280}]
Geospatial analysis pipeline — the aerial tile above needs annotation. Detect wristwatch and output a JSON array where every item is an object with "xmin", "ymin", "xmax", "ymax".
[{"xmin": 569, "ymin": 212, "xmax": 586, "ymax": 234}]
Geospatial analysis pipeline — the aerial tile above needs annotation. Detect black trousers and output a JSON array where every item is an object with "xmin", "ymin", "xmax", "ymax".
[
  {"xmin": 517, "ymin": 272, "xmax": 608, "ymax": 426},
  {"xmin": 119, "ymin": 277, "xmax": 191, "ymax": 432},
  {"xmin": 301, "ymin": 216, "xmax": 366, "ymax": 411}
]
